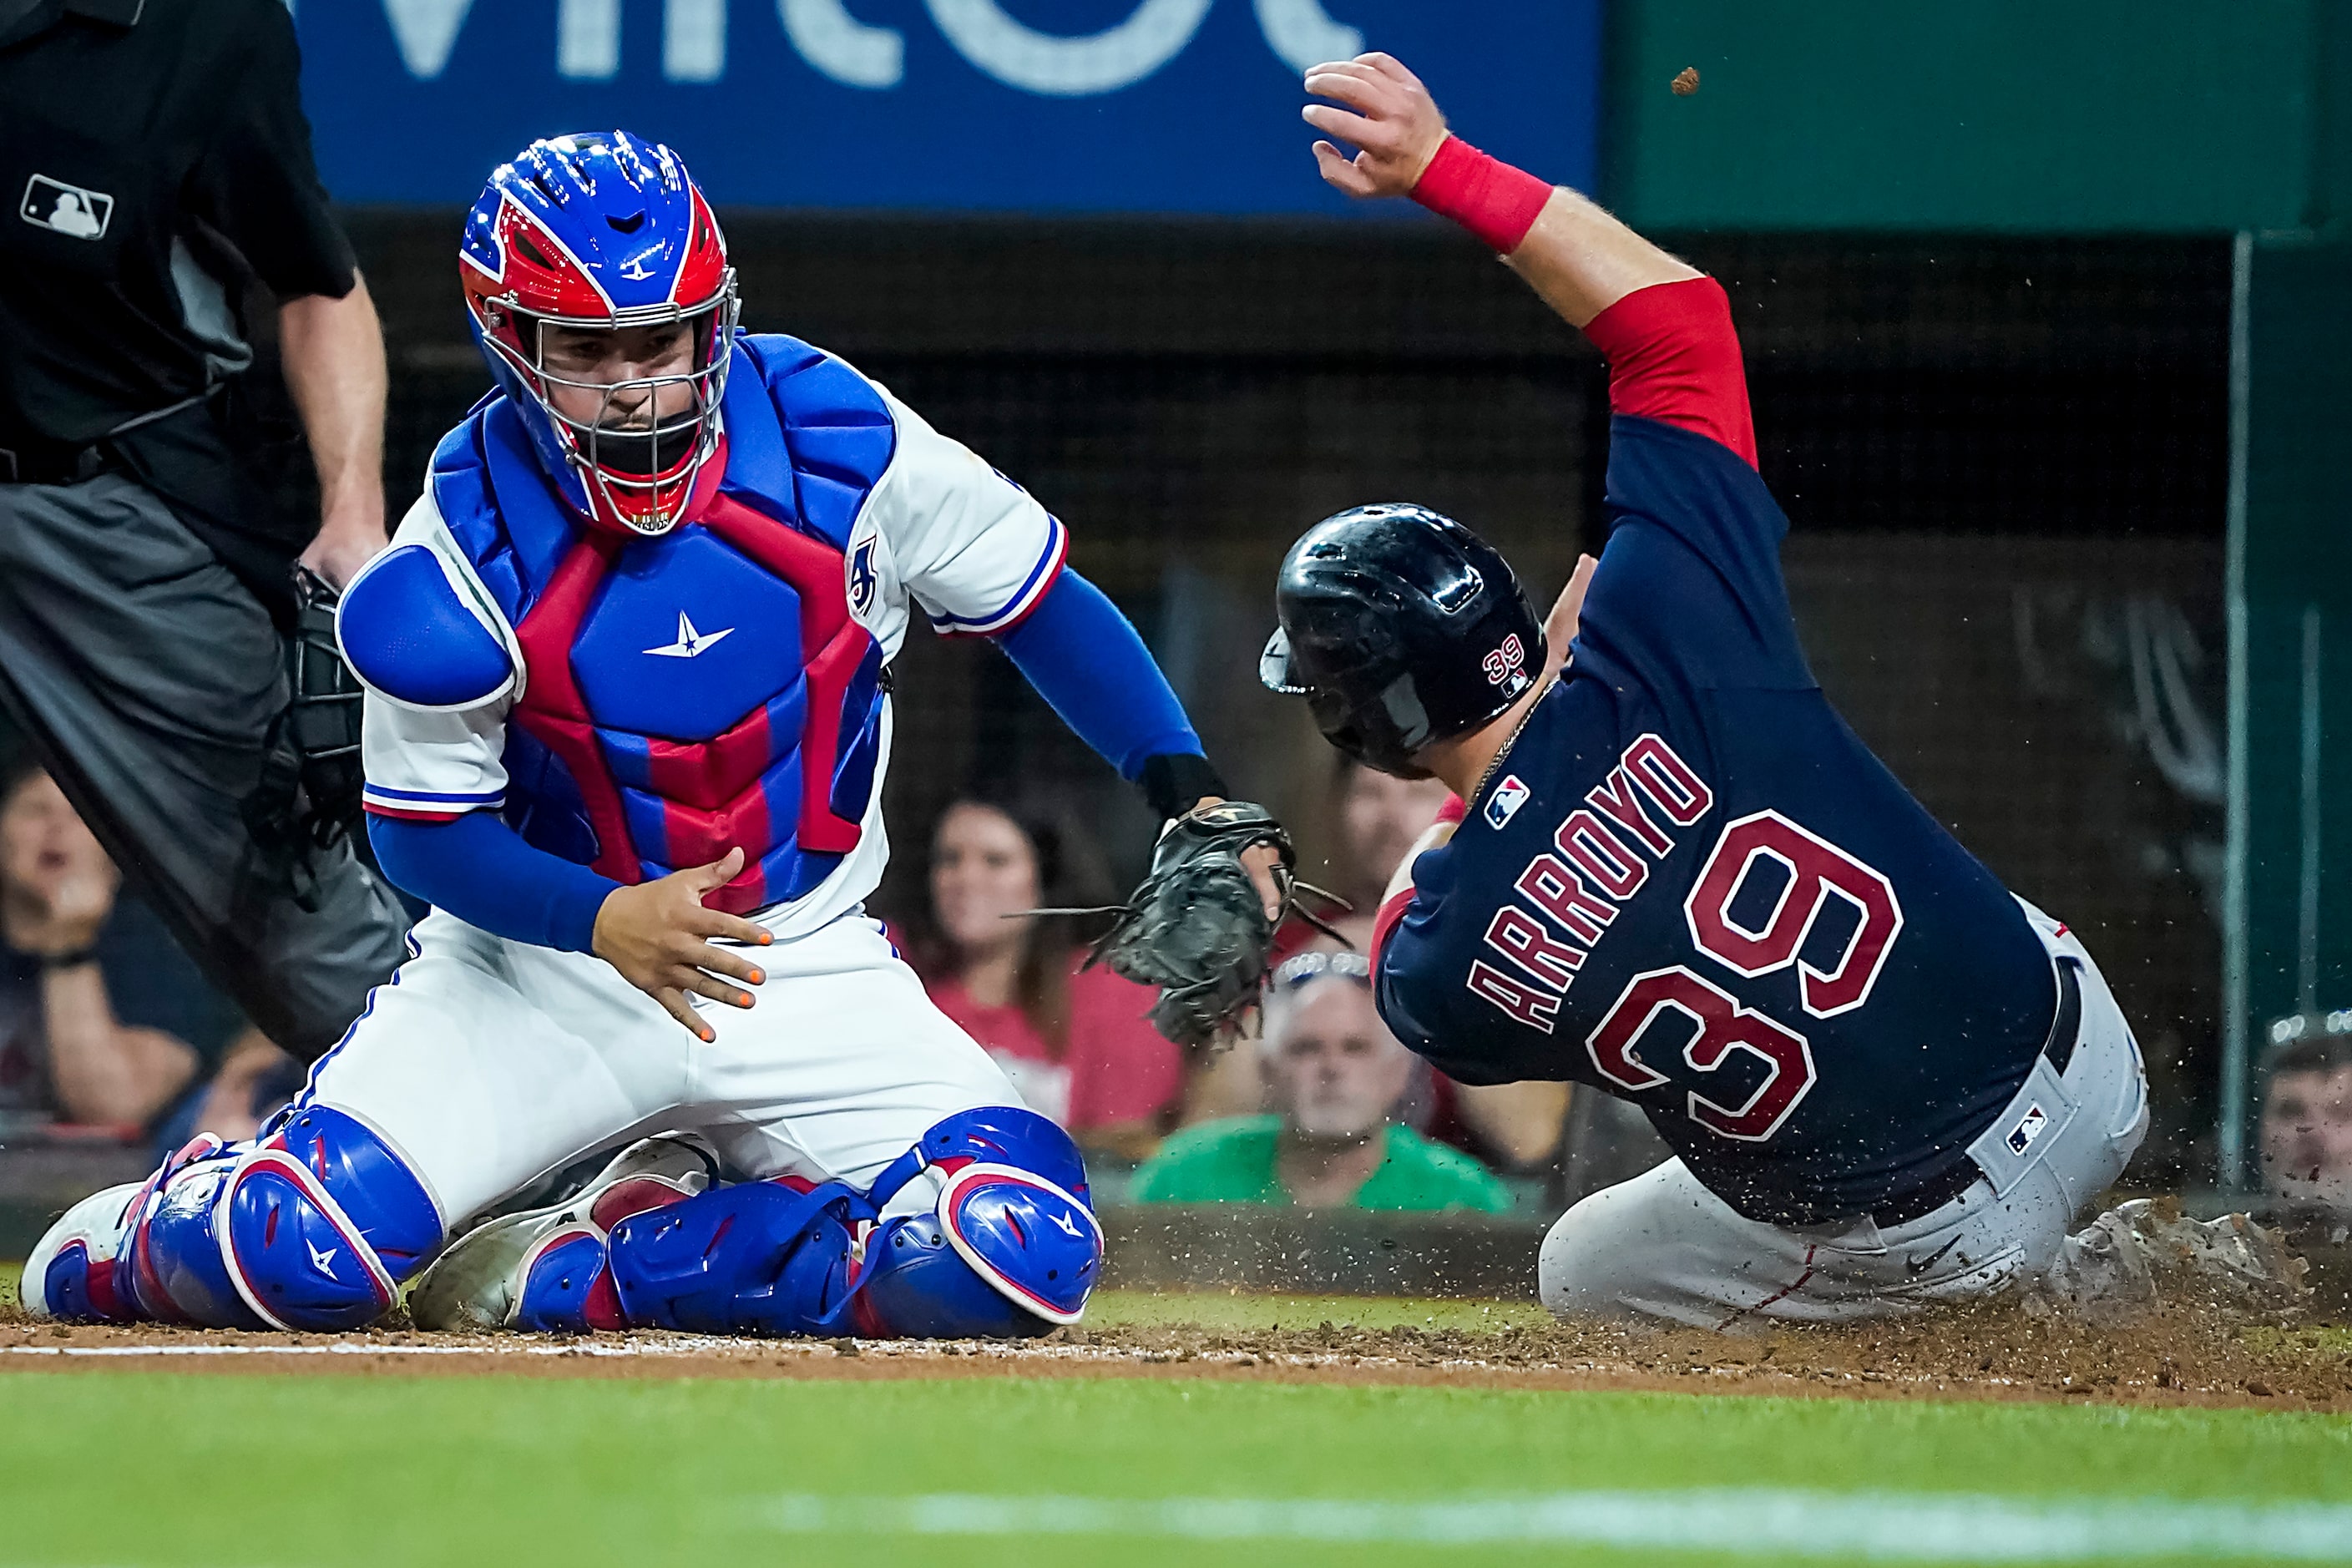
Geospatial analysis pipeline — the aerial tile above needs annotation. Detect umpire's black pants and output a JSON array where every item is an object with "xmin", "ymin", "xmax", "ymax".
[{"xmin": 0, "ymin": 473, "xmax": 408, "ymax": 1060}]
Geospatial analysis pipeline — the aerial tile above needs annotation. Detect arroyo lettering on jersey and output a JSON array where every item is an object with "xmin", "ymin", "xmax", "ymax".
[{"xmin": 1465, "ymin": 733, "xmax": 1716, "ymax": 1034}]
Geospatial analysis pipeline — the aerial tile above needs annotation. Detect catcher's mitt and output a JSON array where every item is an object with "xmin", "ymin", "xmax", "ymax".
[
  {"xmin": 1082, "ymin": 801, "xmax": 1344, "ymax": 1047},
  {"xmin": 244, "ymin": 567, "xmax": 366, "ymax": 890},
  {"xmin": 284, "ymin": 565, "xmax": 367, "ymax": 848}
]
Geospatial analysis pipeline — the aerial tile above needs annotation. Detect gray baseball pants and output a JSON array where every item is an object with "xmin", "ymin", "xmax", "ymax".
[
  {"xmin": 0, "ymin": 473, "xmax": 409, "ymax": 1059},
  {"xmin": 1540, "ymin": 903, "xmax": 2149, "ymax": 1329}
]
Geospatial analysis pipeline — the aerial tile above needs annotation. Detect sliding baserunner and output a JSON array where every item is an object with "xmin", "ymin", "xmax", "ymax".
[{"xmin": 1262, "ymin": 55, "xmax": 2155, "ymax": 1327}]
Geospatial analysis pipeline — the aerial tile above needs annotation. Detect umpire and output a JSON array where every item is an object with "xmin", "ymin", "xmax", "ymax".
[{"xmin": 0, "ymin": 0, "xmax": 407, "ymax": 1059}]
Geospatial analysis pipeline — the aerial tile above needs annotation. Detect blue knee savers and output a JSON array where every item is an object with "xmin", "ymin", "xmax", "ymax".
[
  {"xmin": 128, "ymin": 1107, "xmax": 441, "ymax": 1331},
  {"xmin": 607, "ymin": 1107, "xmax": 1102, "ymax": 1339},
  {"xmin": 610, "ymin": 1181, "xmax": 873, "ymax": 1337}
]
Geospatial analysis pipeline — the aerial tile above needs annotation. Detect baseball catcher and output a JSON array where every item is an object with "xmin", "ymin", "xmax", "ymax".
[{"xmin": 24, "ymin": 131, "xmax": 1284, "ymax": 1341}]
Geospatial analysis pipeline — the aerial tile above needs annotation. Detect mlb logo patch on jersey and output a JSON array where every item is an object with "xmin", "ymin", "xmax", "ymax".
[
  {"xmin": 1485, "ymin": 774, "xmax": 1531, "ymax": 829},
  {"xmin": 20, "ymin": 175, "xmax": 113, "ymax": 240},
  {"xmin": 847, "ymin": 537, "xmax": 879, "ymax": 617},
  {"xmin": 2005, "ymin": 1102, "xmax": 2050, "ymax": 1156}
]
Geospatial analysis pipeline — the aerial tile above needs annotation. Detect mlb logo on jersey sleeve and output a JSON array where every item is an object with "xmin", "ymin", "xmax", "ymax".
[
  {"xmin": 1485, "ymin": 774, "xmax": 1531, "ymax": 829},
  {"xmin": 2005, "ymin": 1102, "xmax": 2050, "ymax": 1156}
]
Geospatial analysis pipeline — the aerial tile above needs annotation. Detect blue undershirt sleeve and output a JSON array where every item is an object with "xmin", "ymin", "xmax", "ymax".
[
  {"xmin": 995, "ymin": 569, "xmax": 1204, "ymax": 781},
  {"xmin": 367, "ymin": 812, "xmax": 620, "ymax": 954}
]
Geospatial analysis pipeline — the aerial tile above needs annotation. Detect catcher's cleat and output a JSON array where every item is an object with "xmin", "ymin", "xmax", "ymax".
[
  {"xmin": 21, "ymin": 1181, "xmax": 149, "ymax": 1323},
  {"xmin": 409, "ymin": 1137, "xmax": 715, "ymax": 1333}
]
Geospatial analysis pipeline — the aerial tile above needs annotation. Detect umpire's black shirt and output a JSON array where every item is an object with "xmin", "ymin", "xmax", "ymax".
[{"xmin": 0, "ymin": 0, "xmax": 354, "ymax": 475}]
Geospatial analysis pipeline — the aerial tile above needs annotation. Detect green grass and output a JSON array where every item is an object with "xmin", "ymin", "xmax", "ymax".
[
  {"xmin": 0, "ymin": 1368, "xmax": 2347, "ymax": 1566},
  {"xmin": 6, "ymin": 1272, "xmax": 2350, "ymax": 1565}
]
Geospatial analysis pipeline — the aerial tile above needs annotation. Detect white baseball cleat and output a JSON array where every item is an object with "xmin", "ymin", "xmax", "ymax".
[
  {"xmin": 2040, "ymin": 1196, "xmax": 2311, "ymax": 1324},
  {"xmin": 19, "ymin": 1181, "xmax": 148, "ymax": 1323},
  {"xmin": 408, "ymin": 1136, "xmax": 716, "ymax": 1333}
]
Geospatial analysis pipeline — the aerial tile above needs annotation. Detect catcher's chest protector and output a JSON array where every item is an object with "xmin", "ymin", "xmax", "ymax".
[{"xmin": 431, "ymin": 336, "xmax": 893, "ymax": 913}]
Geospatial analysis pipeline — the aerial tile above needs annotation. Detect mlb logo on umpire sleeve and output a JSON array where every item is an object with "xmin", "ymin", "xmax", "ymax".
[{"xmin": 21, "ymin": 175, "xmax": 114, "ymax": 241}]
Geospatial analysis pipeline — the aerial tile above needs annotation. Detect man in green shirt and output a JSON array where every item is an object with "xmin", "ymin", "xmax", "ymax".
[{"xmin": 1134, "ymin": 948, "xmax": 1512, "ymax": 1213}]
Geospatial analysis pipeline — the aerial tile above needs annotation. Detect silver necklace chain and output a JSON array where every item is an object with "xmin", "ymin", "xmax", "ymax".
[{"xmin": 1467, "ymin": 692, "xmax": 1542, "ymax": 807}]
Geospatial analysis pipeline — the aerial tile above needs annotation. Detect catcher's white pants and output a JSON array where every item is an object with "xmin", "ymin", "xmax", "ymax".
[
  {"xmin": 299, "ymin": 908, "xmax": 1019, "ymax": 1234},
  {"xmin": 1540, "ymin": 904, "xmax": 2149, "ymax": 1330}
]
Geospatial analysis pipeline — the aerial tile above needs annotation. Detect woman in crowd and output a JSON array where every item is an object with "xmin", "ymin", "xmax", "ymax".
[{"xmin": 906, "ymin": 794, "xmax": 1181, "ymax": 1161}]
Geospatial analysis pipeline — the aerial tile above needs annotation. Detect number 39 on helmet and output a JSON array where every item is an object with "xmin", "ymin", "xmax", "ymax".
[
  {"xmin": 458, "ymin": 129, "xmax": 737, "ymax": 538},
  {"xmin": 1261, "ymin": 503, "xmax": 1546, "ymax": 779}
]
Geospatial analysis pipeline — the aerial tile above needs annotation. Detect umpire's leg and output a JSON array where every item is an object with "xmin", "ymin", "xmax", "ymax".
[{"xmin": 0, "ymin": 473, "xmax": 408, "ymax": 1059}]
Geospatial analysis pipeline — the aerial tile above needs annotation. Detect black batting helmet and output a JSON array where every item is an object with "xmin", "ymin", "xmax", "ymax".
[{"xmin": 1260, "ymin": 503, "xmax": 1545, "ymax": 777}]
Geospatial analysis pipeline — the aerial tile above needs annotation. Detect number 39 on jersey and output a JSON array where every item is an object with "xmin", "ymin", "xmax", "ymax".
[
  {"xmin": 1464, "ymin": 733, "xmax": 1904, "ymax": 1146},
  {"xmin": 1586, "ymin": 811, "xmax": 1904, "ymax": 1141}
]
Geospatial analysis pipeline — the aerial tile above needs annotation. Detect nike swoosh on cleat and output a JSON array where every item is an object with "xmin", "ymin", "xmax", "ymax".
[{"xmin": 1903, "ymin": 1237, "xmax": 1963, "ymax": 1277}]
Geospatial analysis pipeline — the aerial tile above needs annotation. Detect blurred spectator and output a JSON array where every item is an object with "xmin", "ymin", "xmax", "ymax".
[
  {"xmin": 1134, "ymin": 948, "xmax": 1511, "ymax": 1212},
  {"xmin": 906, "ymin": 796, "xmax": 1180, "ymax": 1161},
  {"xmin": 1335, "ymin": 760, "xmax": 1455, "ymax": 912},
  {"xmin": 151, "ymin": 1025, "xmax": 306, "ymax": 1151},
  {"xmin": 0, "ymin": 758, "xmax": 293, "ymax": 1143},
  {"xmin": 2260, "ymin": 1033, "xmax": 2352, "ymax": 1211}
]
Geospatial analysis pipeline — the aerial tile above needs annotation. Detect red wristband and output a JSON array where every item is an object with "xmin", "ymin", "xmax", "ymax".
[{"xmin": 1410, "ymin": 136, "xmax": 1553, "ymax": 255}]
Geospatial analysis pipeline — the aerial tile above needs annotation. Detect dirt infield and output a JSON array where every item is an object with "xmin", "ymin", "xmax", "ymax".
[{"xmin": 8, "ymin": 1304, "xmax": 2350, "ymax": 1414}]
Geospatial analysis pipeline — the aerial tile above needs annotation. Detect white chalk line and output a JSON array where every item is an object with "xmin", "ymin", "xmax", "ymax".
[
  {"xmin": 0, "ymin": 1338, "xmax": 1525, "ymax": 1373},
  {"xmin": 0, "ymin": 1338, "xmax": 739, "ymax": 1359},
  {"xmin": 764, "ymin": 1490, "xmax": 2352, "ymax": 1560}
]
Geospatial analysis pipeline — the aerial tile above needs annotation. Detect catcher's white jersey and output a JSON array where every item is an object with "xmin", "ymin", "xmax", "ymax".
[{"xmin": 346, "ymin": 373, "xmax": 1065, "ymax": 943}]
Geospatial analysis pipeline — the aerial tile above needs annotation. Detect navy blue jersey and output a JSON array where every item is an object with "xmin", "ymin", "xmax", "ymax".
[{"xmin": 1376, "ymin": 415, "xmax": 2057, "ymax": 1225}]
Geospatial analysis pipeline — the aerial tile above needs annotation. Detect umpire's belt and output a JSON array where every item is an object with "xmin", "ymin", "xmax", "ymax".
[
  {"xmin": 1, "ymin": 397, "xmax": 209, "ymax": 485},
  {"xmin": 0, "ymin": 439, "xmax": 113, "ymax": 485},
  {"xmin": 1869, "ymin": 957, "xmax": 2084, "ymax": 1227}
]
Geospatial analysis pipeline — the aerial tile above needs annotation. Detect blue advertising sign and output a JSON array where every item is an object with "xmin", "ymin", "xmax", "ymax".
[{"xmin": 294, "ymin": 1, "xmax": 1601, "ymax": 214}]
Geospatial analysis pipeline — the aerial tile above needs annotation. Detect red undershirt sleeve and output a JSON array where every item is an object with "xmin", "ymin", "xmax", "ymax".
[
  {"xmin": 1369, "ymin": 795, "xmax": 1468, "ymax": 973},
  {"xmin": 1581, "ymin": 277, "xmax": 1758, "ymax": 469}
]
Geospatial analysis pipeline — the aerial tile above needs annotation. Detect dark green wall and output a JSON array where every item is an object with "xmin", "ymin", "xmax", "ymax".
[
  {"xmin": 2223, "ymin": 234, "xmax": 2352, "ymax": 1185},
  {"xmin": 1608, "ymin": 0, "xmax": 2331, "ymax": 235}
]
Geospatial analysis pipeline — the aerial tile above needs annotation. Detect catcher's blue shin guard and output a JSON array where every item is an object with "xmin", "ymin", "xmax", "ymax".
[
  {"xmin": 116, "ymin": 1107, "xmax": 442, "ymax": 1330},
  {"xmin": 605, "ymin": 1107, "xmax": 1101, "ymax": 1338}
]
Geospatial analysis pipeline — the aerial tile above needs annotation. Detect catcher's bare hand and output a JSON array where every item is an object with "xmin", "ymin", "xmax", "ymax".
[
  {"xmin": 1197, "ymin": 796, "xmax": 1285, "ymax": 920},
  {"xmin": 592, "ymin": 847, "xmax": 772, "ymax": 1039},
  {"xmin": 1303, "ymin": 53, "xmax": 1449, "ymax": 200}
]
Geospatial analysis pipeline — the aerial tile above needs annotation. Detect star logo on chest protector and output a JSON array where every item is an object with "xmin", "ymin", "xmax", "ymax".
[{"xmin": 643, "ymin": 611, "xmax": 736, "ymax": 659}]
